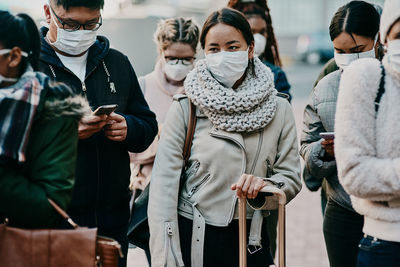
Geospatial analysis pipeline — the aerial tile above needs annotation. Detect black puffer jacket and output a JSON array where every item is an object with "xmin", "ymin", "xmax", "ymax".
[{"xmin": 39, "ymin": 27, "xmax": 158, "ymax": 229}]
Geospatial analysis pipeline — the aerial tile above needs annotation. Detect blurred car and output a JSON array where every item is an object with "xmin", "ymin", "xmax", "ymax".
[{"xmin": 297, "ymin": 31, "xmax": 334, "ymax": 64}]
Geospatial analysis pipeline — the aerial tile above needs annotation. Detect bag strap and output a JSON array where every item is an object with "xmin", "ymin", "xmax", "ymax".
[
  {"xmin": 183, "ymin": 99, "xmax": 197, "ymax": 163},
  {"xmin": 48, "ymin": 198, "xmax": 79, "ymax": 229},
  {"xmin": 179, "ymin": 99, "xmax": 197, "ymax": 191},
  {"xmin": 375, "ymin": 64, "xmax": 386, "ymax": 114}
]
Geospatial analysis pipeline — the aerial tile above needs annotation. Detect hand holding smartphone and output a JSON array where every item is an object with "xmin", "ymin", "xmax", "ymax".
[{"xmin": 93, "ymin": 104, "xmax": 118, "ymax": 116}]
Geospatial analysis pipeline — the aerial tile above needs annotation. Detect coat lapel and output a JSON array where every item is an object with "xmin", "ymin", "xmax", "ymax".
[{"xmin": 209, "ymin": 125, "xmax": 246, "ymax": 150}]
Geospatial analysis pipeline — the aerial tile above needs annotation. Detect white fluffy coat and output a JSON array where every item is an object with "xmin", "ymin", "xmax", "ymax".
[{"xmin": 335, "ymin": 57, "xmax": 400, "ymax": 241}]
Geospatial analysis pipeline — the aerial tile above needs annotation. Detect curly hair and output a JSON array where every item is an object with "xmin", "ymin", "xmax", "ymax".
[
  {"xmin": 154, "ymin": 17, "xmax": 199, "ymax": 53},
  {"xmin": 228, "ymin": 0, "xmax": 282, "ymax": 67}
]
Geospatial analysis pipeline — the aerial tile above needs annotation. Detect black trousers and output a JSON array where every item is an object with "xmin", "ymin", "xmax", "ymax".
[
  {"xmin": 178, "ymin": 215, "xmax": 274, "ymax": 267},
  {"xmin": 323, "ymin": 198, "xmax": 364, "ymax": 267}
]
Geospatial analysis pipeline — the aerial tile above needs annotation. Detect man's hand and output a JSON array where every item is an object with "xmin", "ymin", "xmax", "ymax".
[
  {"xmin": 104, "ymin": 112, "xmax": 128, "ymax": 142},
  {"xmin": 321, "ymin": 139, "xmax": 335, "ymax": 158},
  {"xmin": 231, "ymin": 174, "xmax": 267, "ymax": 199},
  {"xmin": 79, "ymin": 114, "xmax": 108, "ymax": 140}
]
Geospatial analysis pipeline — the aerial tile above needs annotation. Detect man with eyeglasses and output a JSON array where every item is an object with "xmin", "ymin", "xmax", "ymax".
[{"xmin": 38, "ymin": 1, "xmax": 158, "ymax": 266}]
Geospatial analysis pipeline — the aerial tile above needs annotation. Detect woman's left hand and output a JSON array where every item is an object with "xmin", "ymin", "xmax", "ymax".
[{"xmin": 231, "ymin": 174, "xmax": 267, "ymax": 199}]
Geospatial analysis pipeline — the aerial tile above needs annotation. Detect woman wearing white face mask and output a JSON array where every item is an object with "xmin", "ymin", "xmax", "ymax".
[
  {"xmin": 128, "ymin": 18, "xmax": 198, "ymax": 262},
  {"xmin": 0, "ymin": 11, "xmax": 90, "ymax": 228},
  {"xmin": 130, "ymin": 17, "xmax": 199, "ymax": 191},
  {"xmin": 228, "ymin": 0, "xmax": 291, "ymax": 102},
  {"xmin": 335, "ymin": 0, "xmax": 400, "ymax": 265},
  {"xmin": 300, "ymin": 2, "xmax": 382, "ymax": 267},
  {"xmin": 148, "ymin": 8, "xmax": 301, "ymax": 267}
]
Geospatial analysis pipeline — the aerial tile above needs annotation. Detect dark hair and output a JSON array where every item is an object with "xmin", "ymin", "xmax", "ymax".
[
  {"xmin": 200, "ymin": 8, "xmax": 255, "ymax": 74},
  {"xmin": 329, "ymin": 1, "xmax": 380, "ymax": 42},
  {"xmin": 228, "ymin": 0, "xmax": 282, "ymax": 67},
  {"xmin": 52, "ymin": 0, "xmax": 104, "ymax": 10},
  {"xmin": 0, "ymin": 11, "xmax": 41, "ymax": 71}
]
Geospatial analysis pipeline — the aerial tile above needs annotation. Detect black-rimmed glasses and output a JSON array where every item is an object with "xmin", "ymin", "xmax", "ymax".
[
  {"xmin": 164, "ymin": 56, "xmax": 195, "ymax": 66},
  {"xmin": 50, "ymin": 4, "xmax": 102, "ymax": 32}
]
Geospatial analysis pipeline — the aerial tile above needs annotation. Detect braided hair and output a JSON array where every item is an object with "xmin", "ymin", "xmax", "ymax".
[
  {"xmin": 154, "ymin": 17, "xmax": 199, "ymax": 53},
  {"xmin": 228, "ymin": 0, "xmax": 282, "ymax": 67}
]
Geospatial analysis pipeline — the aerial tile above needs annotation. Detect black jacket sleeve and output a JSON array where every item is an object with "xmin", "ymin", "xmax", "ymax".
[{"xmin": 121, "ymin": 56, "xmax": 158, "ymax": 153}]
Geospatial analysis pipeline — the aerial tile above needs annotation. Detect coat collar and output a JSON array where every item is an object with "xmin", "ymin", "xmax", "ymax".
[{"xmin": 209, "ymin": 125, "xmax": 246, "ymax": 150}]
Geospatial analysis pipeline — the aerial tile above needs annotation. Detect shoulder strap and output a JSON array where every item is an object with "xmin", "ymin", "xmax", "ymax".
[
  {"xmin": 375, "ymin": 64, "xmax": 386, "ymax": 114},
  {"xmin": 183, "ymin": 99, "xmax": 197, "ymax": 164},
  {"xmin": 48, "ymin": 198, "xmax": 79, "ymax": 229},
  {"xmin": 178, "ymin": 99, "xmax": 197, "ymax": 191}
]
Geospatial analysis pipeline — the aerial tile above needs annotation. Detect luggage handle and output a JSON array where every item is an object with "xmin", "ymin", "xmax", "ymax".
[{"xmin": 239, "ymin": 186, "xmax": 286, "ymax": 267}]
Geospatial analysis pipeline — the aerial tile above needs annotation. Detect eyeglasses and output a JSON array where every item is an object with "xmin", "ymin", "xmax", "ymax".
[
  {"xmin": 164, "ymin": 56, "xmax": 195, "ymax": 66},
  {"xmin": 49, "ymin": 4, "xmax": 102, "ymax": 32}
]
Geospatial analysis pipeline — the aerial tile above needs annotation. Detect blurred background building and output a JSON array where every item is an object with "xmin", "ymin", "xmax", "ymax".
[{"xmin": 0, "ymin": 0, "xmax": 385, "ymax": 74}]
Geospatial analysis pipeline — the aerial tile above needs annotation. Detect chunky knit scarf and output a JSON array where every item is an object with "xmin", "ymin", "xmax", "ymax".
[
  {"xmin": 0, "ymin": 67, "xmax": 43, "ymax": 163},
  {"xmin": 185, "ymin": 57, "xmax": 277, "ymax": 132}
]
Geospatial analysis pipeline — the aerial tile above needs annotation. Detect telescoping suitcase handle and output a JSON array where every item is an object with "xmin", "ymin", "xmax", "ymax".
[{"xmin": 239, "ymin": 186, "xmax": 287, "ymax": 267}]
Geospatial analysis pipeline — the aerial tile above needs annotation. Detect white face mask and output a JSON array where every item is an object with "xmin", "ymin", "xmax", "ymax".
[
  {"xmin": 386, "ymin": 39, "xmax": 400, "ymax": 74},
  {"xmin": 47, "ymin": 8, "xmax": 97, "ymax": 56},
  {"xmin": 205, "ymin": 49, "xmax": 249, "ymax": 88},
  {"xmin": 334, "ymin": 48, "xmax": 376, "ymax": 70},
  {"xmin": 254, "ymin": 34, "xmax": 266, "ymax": 57},
  {"xmin": 0, "ymin": 49, "xmax": 28, "ymax": 84},
  {"xmin": 163, "ymin": 60, "xmax": 194, "ymax": 82}
]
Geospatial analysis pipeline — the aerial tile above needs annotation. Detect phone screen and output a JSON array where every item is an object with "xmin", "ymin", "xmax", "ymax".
[
  {"xmin": 94, "ymin": 104, "xmax": 118, "ymax": 116},
  {"xmin": 319, "ymin": 132, "xmax": 335, "ymax": 140}
]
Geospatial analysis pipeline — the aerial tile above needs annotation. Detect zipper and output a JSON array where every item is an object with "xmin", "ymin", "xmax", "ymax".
[
  {"xmin": 64, "ymin": 65, "xmax": 98, "ymax": 94},
  {"xmin": 49, "ymin": 64, "xmax": 98, "ymax": 94},
  {"xmin": 250, "ymin": 131, "xmax": 263, "ymax": 174},
  {"xmin": 210, "ymin": 132, "xmax": 247, "ymax": 223},
  {"xmin": 94, "ymin": 138, "xmax": 100, "ymax": 227},
  {"xmin": 187, "ymin": 174, "xmax": 211, "ymax": 198},
  {"xmin": 183, "ymin": 161, "xmax": 200, "ymax": 181},
  {"xmin": 81, "ymin": 81, "xmax": 87, "ymax": 92}
]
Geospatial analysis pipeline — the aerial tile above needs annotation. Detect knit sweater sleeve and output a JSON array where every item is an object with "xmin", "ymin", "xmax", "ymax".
[{"xmin": 335, "ymin": 58, "xmax": 400, "ymax": 201}]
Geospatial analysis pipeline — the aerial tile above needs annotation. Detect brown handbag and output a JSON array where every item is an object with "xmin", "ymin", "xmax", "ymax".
[{"xmin": 0, "ymin": 199, "xmax": 123, "ymax": 267}]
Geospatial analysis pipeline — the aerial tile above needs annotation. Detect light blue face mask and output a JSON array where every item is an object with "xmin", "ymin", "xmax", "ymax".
[{"xmin": 0, "ymin": 49, "xmax": 28, "ymax": 84}]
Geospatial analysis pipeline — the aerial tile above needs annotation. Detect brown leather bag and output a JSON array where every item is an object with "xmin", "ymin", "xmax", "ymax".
[{"xmin": 0, "ymin": 199, "xmax": 123, "ymax": 267}]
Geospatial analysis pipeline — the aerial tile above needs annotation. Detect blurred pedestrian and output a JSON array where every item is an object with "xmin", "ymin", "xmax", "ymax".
[
  {"xmin": 335, "ymin": 0, "xmax": 400, "ymax": 266},
  {"xmin": 300, "ymin": 1, "xmax": 381, "ymax": 267},
  {"xmin": 228, "ymin": 0, "xmax": 292, "ymax": 101},
  {"xmin": 0, "ymin": 10, "xmax": 90, "ymax": 228},
  {"xmin": 129, "ymin": 16, "xmax": 199, "ymax": 265},
  {"xmin": 307, "ymin": 3, "xmax": 383, "ymax": 216},
  {"xmin": 38, "ymin": 1, "xmax": 158, "ymax": 266},
  {"xmin": 130, "ymin": 17, "xmax": 199, "ymax": 192},
  {"xmin": 148, "ymin": 8, "xmax": 301, "ymax": 267}
]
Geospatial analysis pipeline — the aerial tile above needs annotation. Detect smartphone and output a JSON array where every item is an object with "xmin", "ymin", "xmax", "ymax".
[
  {"xmin": 93, "ymin": 104, "xmax": 118, "ymax": 116},
  {"xmin": 319, "ymin": 132, "xmax": 335, "ymax": 140}
]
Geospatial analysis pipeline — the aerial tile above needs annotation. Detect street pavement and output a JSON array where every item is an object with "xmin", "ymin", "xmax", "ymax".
[{"xmin": 127, "ymin": 62, "xmax": 331, "ymax": 267}]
